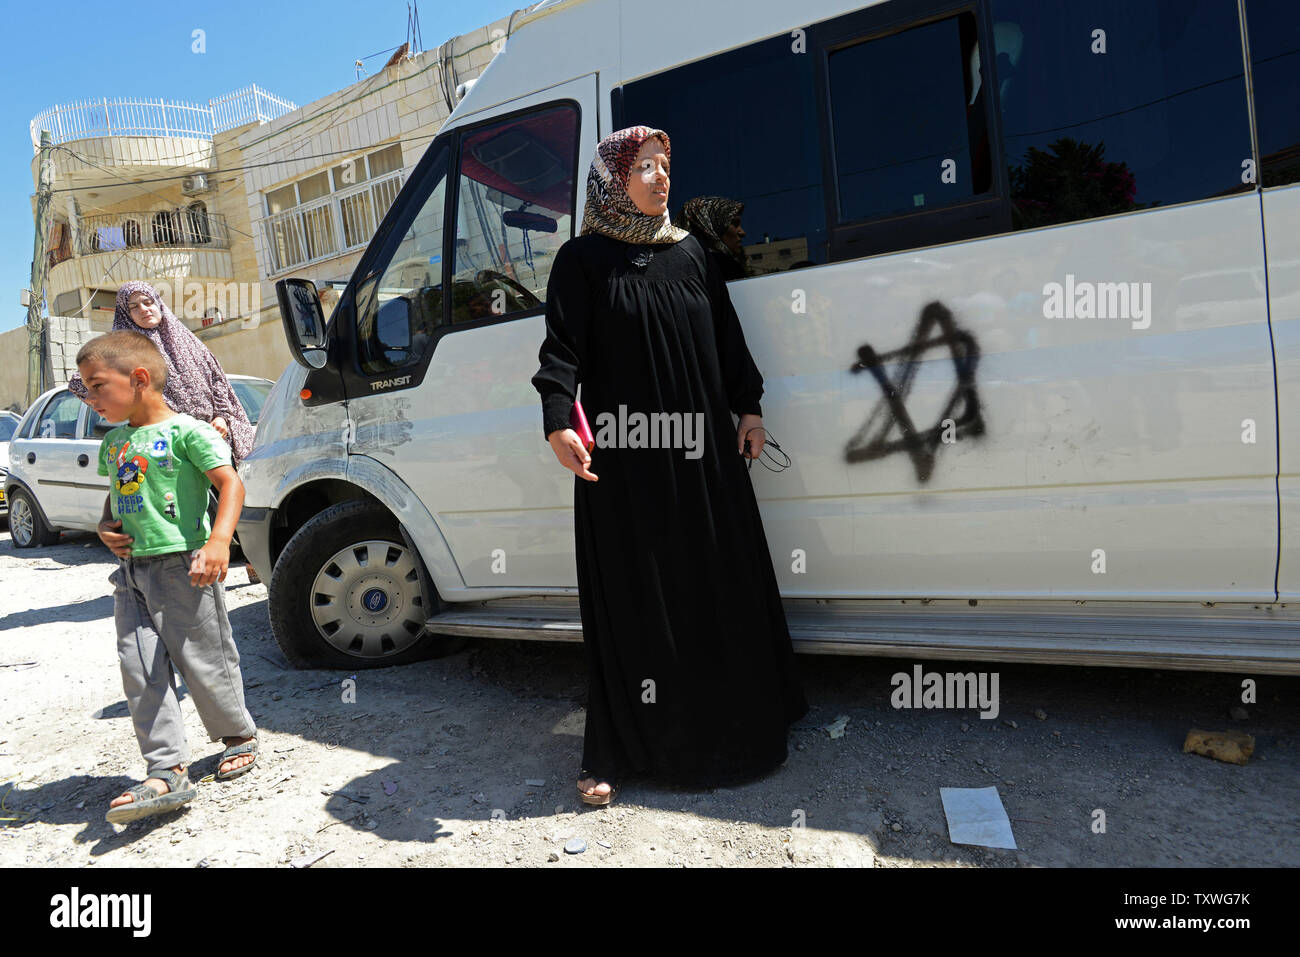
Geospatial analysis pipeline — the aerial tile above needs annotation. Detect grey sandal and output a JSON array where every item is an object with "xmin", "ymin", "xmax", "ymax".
[
  {"xmin": 105, "ymin": 768, "xmax": 197, "ymax": 824},
  {"xmin": 216, "ymin": 737, "xmax": 258, "ymax": 781}
]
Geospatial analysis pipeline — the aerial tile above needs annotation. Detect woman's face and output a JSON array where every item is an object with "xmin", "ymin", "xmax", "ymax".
[
  {"xmin": 625, "ymin": 138, "xmax": 670, "ymax": 217},
  {"xmin": 127, "ymin": 291, "xmax": 162, "ymax": 330},
  {"xmin": 721, "ymin": 215, "xmax": 745, "ymax": 257}
]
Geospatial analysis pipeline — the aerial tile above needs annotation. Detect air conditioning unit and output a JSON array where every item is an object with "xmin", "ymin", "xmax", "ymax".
[{"xmin": 181, "ymin": 174, "xmax": 210, "ymax": 195}]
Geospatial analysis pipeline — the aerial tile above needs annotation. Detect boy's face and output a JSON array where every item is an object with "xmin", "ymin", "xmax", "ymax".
[{"xmin": 77, "ymin": 358, "xmax": 149, "ymax": 422}]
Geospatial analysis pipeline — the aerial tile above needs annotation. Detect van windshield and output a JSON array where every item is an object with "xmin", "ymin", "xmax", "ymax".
[
  {"xmin": 449, "ymin": 103, "xmax": 579, "ymax": 322},
  {"xmin": 356, "ymin": 143, "xmax": 451, "ymax": 375}
]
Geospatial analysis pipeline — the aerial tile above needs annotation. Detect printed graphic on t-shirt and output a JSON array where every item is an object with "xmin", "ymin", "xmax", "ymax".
[
  {"xmin": 109, "ymin": 440, "xmax": 150, "ymax": 511},
  {"xmin": 100, "ymin": 415, "xmax": 230, "ymax": 556}
]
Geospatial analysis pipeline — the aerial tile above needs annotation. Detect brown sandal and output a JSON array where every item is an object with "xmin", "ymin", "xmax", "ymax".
[{"xmin": 577, "ymin": 769, "xmax": 617, "ymax": 806}]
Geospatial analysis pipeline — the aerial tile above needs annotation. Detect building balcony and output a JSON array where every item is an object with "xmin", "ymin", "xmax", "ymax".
[
  {"xmin": 74, "ymin": 208, "xmax": 231, "ymax": 256},
  {"xmin": 48, "ymin": 245, "xmax": 236, "ymax": 317},
  {"xmin": 260, "ymin": 168, "xmax": 406, "ymax": 274},
  {"xmin": 29, "ymin": 85, "xmax": 297, "ymax": 189},
  {"xmin": 30, "ymin": 85, "xmax": 296, "ymax": 150}
]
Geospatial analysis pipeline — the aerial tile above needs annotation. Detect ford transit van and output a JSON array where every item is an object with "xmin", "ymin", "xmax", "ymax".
[{"xmin": 237, "ymin": 0, "xmax": 1300, "ymax": 672}]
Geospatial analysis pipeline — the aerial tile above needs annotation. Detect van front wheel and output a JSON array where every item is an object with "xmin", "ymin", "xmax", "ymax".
[{"xmin": 268, "ymin": 499, "xmax": 463, "ymax": 669}]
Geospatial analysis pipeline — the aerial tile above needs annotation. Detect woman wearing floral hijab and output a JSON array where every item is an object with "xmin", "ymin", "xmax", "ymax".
[
  {"xmin": 69, "ymin": 280, "xmax": 255, "ymax": 464},
  {"xmin": 532, "ymin": 126, "xmax": 807, "ymax": 805}
]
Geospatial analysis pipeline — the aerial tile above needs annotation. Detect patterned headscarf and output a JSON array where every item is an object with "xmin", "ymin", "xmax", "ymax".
[
  {"xmin": 67, "ymin": 280, "xmax": 255, "ymax": 464},
  {"xmin": 673, "ymin": 196, "xmax": 749, "ymax": 276},
  {"xmin": 580, "ymin": 126, "xmax": 690, "ymax": 249}
]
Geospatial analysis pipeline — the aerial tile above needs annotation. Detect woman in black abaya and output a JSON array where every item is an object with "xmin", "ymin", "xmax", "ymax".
[{"xmin": 532, "ymin": 126, "xmax": 808, "ymax": 805}]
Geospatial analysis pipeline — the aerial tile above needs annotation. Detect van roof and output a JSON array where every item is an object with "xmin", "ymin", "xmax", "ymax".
[
  {"xmin": 513, "ymin": 0, "xmax": 587, "ymax": 31},
  {"xmin": 458, "ymin": 0, "xmax": 893, "ymax": 125}
]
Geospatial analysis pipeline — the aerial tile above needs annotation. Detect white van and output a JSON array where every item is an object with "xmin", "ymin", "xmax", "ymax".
[{"xmin": 237, "ymin": 0, "xmax": 1300, "ymax": 673}]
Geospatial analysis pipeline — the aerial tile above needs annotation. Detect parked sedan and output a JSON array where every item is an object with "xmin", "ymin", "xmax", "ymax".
[
  {"xmin": 4, "ymin": 376, "xmax": 273, "ymax": 548},
  {"xmin": 0, "ymin": 411, "xmax": 21, "ymax": 515}
]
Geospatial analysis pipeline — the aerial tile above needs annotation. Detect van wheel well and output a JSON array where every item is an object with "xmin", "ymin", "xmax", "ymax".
[{"xmin": 270, "ymin": 480, "xmax": 383, "ymax": 567}]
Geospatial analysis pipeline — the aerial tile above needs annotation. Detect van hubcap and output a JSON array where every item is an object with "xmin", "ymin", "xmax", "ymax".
[
  {"xmin": 310, "ymin": 540, "xmax": 425, "ymax": 658},
  {"xmin": 10, "ymin": 498, "xmax": 34, "ymax": 546}
]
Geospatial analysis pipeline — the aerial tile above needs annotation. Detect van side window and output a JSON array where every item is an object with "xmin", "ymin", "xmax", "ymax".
[
  {"xmin": 1245, "ymin": 0, "xmax": 1300, "ymax": 187},
  {"xmin": 828, "ymin": 11, "xmax": 992, "ymax": 223},
  {"xmin": 619, "ymin": 33, "xmax": 826, "ymax": 275},
  {"xmin": 991, "ymin": 0, "xmax": 1253, "ymax": 228},
  {"xmin": 355, "ymin": 146, "xmax": 449, "ymax": 376},
  {"xmin": 449, "ymin": 103, "xmax": 579, "ymax": 323}
]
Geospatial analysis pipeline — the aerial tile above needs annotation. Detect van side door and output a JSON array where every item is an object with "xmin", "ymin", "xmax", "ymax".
[
  {"xmin": 615, "ymin": 0, "xmax": 1275, "ymax": 601},
  {"xmin": 1248, "ymin": 0, "xmax": 1300, "ymax": 599}
]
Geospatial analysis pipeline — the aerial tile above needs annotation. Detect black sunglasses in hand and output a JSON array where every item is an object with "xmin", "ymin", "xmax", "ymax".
[{"xmin": 742, "ymin": 426, "xmax": 791, "ymax": 473}]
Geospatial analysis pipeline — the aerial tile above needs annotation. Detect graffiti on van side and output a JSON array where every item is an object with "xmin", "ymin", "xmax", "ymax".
[{"xmin": 845, "ymin": 300, "xmax": 984, "ymax": 483}]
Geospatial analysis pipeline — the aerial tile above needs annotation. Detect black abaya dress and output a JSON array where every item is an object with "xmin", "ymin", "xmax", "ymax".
[{"xmin": 532, "ymin": 231, "xmax": 808, "ymax": 788}]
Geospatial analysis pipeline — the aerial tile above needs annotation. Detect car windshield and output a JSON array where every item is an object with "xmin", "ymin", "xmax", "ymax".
[
  {"xmin": 0, "ymin": 417, "xmax": 16, "ymax": 442},
  {"xmin": 232, "ymin": 380, "xmax": 272, "ymax": 426}
]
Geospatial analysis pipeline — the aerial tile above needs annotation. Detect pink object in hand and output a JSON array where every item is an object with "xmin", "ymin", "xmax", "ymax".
[{"xmin": 570, "ymin": 399, "xmax": 595, "ymax": 452}]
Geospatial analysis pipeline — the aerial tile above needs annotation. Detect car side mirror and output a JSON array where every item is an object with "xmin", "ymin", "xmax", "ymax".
[{"xmin": 275, "ymin": 278, "xmax": 329, "ymax": 370}]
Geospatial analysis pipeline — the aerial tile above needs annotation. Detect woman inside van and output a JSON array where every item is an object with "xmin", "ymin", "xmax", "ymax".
[
  {"xmin": 68, "ymin": 280, "xmax": 260, "ymax": 580},
  {"xmin": 672, "ymin": 195, "xmax": 751, "ymax": 280},
  {"xmin": 532, "ymin": 126, "xmax": 808, "ymax": 805}
]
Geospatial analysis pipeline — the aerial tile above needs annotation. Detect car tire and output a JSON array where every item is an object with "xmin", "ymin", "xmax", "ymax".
[
  {"xmin": 267, "ymin": 498, "xmax": 465, "ymax": 669},
  {"xmin": 8, "ymin": 488, "xmax": 60, "ymax": 549}
]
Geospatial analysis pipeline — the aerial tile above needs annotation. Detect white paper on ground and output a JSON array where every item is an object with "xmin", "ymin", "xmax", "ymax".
[{"xmin": 940, "ymin": 786, "xmax": 1017, "ymax": 849}]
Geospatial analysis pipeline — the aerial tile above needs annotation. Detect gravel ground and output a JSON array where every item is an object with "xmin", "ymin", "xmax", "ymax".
[{"xmin": 1, "ymin": 523, "xmax": 1297, "ymax": 868}]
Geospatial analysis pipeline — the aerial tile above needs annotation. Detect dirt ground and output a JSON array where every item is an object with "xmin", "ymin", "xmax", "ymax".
[{"xmin": 1, "ymin": 524, "xmax": 1297, "ymax": 868}]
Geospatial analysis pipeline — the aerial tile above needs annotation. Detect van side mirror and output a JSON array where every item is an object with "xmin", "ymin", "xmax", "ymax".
[{"xmin": 275, "ymin": 277, "xmax": 329, "ymax": 370}]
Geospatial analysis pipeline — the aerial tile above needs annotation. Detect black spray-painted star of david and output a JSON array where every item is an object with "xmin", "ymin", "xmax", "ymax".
[{"xmin": 845, "ymin": 300, "xmax": 985, "ymax": 483}]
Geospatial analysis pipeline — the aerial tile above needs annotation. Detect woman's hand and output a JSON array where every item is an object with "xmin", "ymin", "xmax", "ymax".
[
  {"xmin": 737, "ymin": 413, "xmax": 765, "ymax": 461},
  {"xmin": 210, "ymin": 415, "xmax": 229, "ymax": 439},
  {"xmin": 547, "ymin": 428, "xmax": 598, "ymax": 481}
]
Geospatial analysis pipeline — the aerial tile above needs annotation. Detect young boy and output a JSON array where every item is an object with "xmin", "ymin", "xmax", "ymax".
[{"xmin": 76, "ymin": 330, "xmax": 259, "ymax": 824}]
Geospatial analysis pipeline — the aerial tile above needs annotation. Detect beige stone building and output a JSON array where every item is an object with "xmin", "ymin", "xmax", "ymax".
[{"xmin": 8, "ymin": 10, "xmax": 526, "ymax": 411}]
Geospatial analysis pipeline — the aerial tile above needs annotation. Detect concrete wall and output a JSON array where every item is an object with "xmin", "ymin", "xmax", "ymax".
[
  {"xmin": 204, "ymin": 319, "xmax": 296, "ymax": 387},
  {"xmin": 0, "ymin": 326, "xmax": 32, "ymax": 413}
]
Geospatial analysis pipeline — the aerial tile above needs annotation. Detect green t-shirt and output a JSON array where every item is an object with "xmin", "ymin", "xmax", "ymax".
[{"xmin": 97, "ymin": 412, "xmax": 233, "ymax": 557}]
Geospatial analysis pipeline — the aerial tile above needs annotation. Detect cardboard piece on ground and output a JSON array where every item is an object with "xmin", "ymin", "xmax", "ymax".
[{"xmin": 940, "ymin": 786, "xmax": 1017, "ymax": 849}]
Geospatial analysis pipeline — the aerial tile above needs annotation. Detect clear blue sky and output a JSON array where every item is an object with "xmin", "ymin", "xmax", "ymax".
[{"xmin": 3, "ymin": 0, "xmax": 522, "ymax": 332}]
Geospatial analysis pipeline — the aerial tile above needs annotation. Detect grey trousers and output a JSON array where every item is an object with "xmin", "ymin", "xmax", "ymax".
[{"xmin": 110, "ymin": 551, "xmax": 257, "ymax": 776}]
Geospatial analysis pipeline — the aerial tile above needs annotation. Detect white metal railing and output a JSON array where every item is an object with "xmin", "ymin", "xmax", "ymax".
[
  {"xmin": 209, "ymin": 86, "xmax": 299, "ymax": 133},
  {"xmin": 29, "ymin": 84, "xmax": 297, "ymax": 151},
  {"xmin": 76, "ymin": 209, "xmax": 231, "ymax": 254},
  {"xmin": 261, "ymin": 169, "xmax": 406, "ymax": 274}
]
